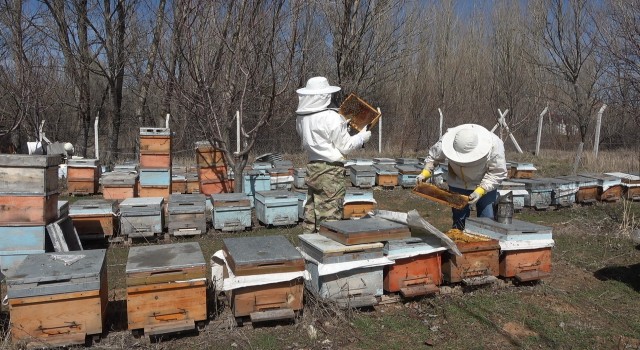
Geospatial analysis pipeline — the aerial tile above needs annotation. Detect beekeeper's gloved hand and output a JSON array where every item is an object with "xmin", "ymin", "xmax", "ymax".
[
  {"xmin": 468, "ymin": 187, "xmax": 486, "ymax": 205},
  {"xmin": 416, "ymin": 169, "xmax": 431, "ymax": 184},
  {"xmin": 358, "ymin": 128, "xmax": 372, "ymax": 144}
]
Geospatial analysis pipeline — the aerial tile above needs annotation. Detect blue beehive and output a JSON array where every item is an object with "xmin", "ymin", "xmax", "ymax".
[
  {"xmin": 349, "ymin": 165, "xmax": 376, "ymax": 188},
  {"xmin": 395, "ymin": 165, "xmax": 421, "ymax": 188},
  {"xmin": 0, "ymin": 225, "xmax": 46, "ymax": 275},
  {"xmin": 242, "ymin": 170, "xmax": 271, "ymax": 207},
  {"xmin": 211, "ymin": 193, "xmax": 252, "ymax": 231},
  {"xmin": 139, "ymin": 168, "xmax": 171, "ymax": 186},
  {"xmin": 119, "ymin": 197, "xmax": 164, "ymax": 238},
  {"xmin": 254, "ymin": 190, "xmax": 298, "ymax": 226}
]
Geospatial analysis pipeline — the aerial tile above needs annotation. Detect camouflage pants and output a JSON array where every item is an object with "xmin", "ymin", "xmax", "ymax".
[{"xmin": 303, "ymin": 162, "xmax": 345, "ymax": 233}]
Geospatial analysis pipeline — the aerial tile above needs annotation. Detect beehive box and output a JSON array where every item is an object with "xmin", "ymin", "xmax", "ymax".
[
  {"xmin": 140, "ymin": 152, "xmax": 171, "ymax": 169},
  {"xmin": 0, "ymin": 193, "xmax": 59, "ymax": 226},
  {"xmin": 269, "ymin": 168, "xmax": 293, "ymax": 190},
  {"xmin": 254, "ymin": 190, "xmax": 298, "ymax": 226},
  {"xmin": 508, "ymin": 162, "xmax": 536, "ymax": 179},
  {"xmin": 252, "ymin": 162, "xmax": 272, "ymax": 171},
  {"xmin": 466, "ymin": 217, "xmax": 553, "ymax": 281},
  {"xmin": 605, "ymin": 172, "xmax": 640, "ymax": 201},
  {"xmin": 6, "ymin": 249, "xmax": 107, "ymax": 347},
  {"xmin": 67, "ymin": 158, "xmax": 100, "ymax": 195},
  {"xmin": 441, "ymin": 230, "xmax": 500, "ymax": 284},
  {"xmin": 395, "ymin": 164, "xmax": 421, "ymax": 188},
  {"xmin": 555, "ymin": 175, "xmax": 599, "ymax": 204},
  {"xmin": 168, "ymin": 194, "xmax": 207, "ymax": 236},
  {"xmin": 0, "ymin": 225, "xmax": 46, "ymax": 275},
  {"xmin": 243, "ymin": 170, "xmax": 271, "ymax": 206},
  {"xmin": 319, "ymin": 217, "xmax": 411, "ymax": 245},
  {"xmin": 186, "ymin": 173, "xmax": 200, "ymax": 193},
  {"xmin": 511, "ymin": 179, "xmax": 553, "ymax": 210},
  {"xmin": 195, "ymin": 141, "xmax": 225, "ymax": 167},
  {"xmin": 119, "ymin": 197, "xmax": 164, "ymax": 238},
  {"xmin": 69, "ymin": 199, "xmax": 117, "ymax": 240},
  {"xmin": 374, "ymin": 164, "xmax": 399, "ymax": 187},
  {"xmin": 197, "ymin": 165, "xmax": 227, "ymax": 183},
  {"xmin": 139, "ymin": 168, "xmax": 171, "ymax": 186},
  {"xmin": 0, "ymin": 154, "xmax": 62, "ymax": 195},
  {"xmin": 299, "ymin": 234, "xmax": 383, "ymax": 307},
  {"xmin": 101, "ymin": 172, "xmax": 138, "ymax": 200},
  {"xmin": 171, "ymin": 174, "xmax": 187, "ymax": 194},
  {"xmin": 272, "ymin": 160, "xmax": 294, "ymax": 175},
  {"xmin": 126, "ymin": 243, "xmax": 207, "ymax": 336},
  {"xmin": 580, "ymin": 173, "xmax": 623, "ymax": 202},
  {"xmin": 395, "ymin": 158, "xmax": 420, "ymax": 165},
  {"xmin": 540, "ymin": 177, "xmax": 578, "ymax": 207},
  {"xmin": 139, "ymin": 127, "xmax": 171, "ymax": 154},
  {"xmin": 294, "ymin": 190, "xmax": 307, "ymax": 221},
  {"xmin": 293, "ymin": 168, "xmax": 307, "ymax": 189},
  {"xmin": 211, "ymin": 193, "xmax": 252, "ymax": 231},
  {"xmin": 383, "ymin": 237, "xmax": 446, "ymax": 297},
  {"xmin": 223, "ymin": 236, "xmax": 305, "ymax": 319},
  {"xmin": 349, "ymin": 165, "xmax": 376, "ymax": 188},
  {"xmin": 343, "ymin": 188, "xmax": 376, "ymax": 219},
  {"xmin": 498, "ymin": 180, "xmax": 528, "ymax": 211}
]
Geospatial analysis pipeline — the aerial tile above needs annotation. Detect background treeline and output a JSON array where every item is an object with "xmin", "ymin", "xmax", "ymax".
[{"xmin": 0, "ymin": 0, "xmax": 638, "ymax": 168}]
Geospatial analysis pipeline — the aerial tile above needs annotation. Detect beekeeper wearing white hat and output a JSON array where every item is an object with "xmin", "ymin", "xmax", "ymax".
[
  {"xmin": 296, "ymin": 76, "xmax": 372, "ymax": 233},
  {"xmin": 417, "ymin": 124, "xmax": 507, "ymax": 229}
]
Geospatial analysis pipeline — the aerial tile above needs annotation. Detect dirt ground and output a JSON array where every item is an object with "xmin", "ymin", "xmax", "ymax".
[{"xmin": 2, "ymin": 172, "xmax": 640, "ymax": 349}]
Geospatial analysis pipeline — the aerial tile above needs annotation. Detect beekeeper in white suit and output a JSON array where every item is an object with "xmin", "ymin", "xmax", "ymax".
[
  {"xmin": 417, "ymin": 124, "xmax": 507, "ymax": 229},
  {"xmin": 296, "ymin": 76, "xmax": 372, "ymax": 233}
]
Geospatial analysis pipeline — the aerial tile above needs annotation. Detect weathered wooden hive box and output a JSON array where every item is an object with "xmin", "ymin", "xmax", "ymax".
[
  {"xmin": 195, "ymin": 141, "xmax": 225, "ymax": 167},
  {"xmin": 511, "ymin": 178, "xmax": 553, "ymax": 210},
  {"xmin": 299, "ymin": 233, "xmax": 384, "ymax": 308},
  {"xmin": 319, "ymin": 217, "xmax": 411, "ymax": 245},
  {"xmin": 242, "ymin": 170, "xmax": 271, "ymax": 207},
  {"xmin": 269, "ymin": 167, "xmax": 294, "ymax": 190},
  {"xmin": 498, "ymin": 181, "xmax": 528, "ymax": 211},
  {"xmin": 272, "ymin": 160, "xmax": 294, "ymax": 175},
  {"xmin": 580, "ymin": 173, "xmax": 623, "ymax": 202},
  {"xmin": 139, "ymin": 168, "xmax": 171, "ymax": 199},
  {"xmin": 294, "ymin": 190, "xmax": 307, "ymax": 221},
  {"xmin": 119, "ymin": 197, "xmax": 164, "ymax": 238},
  {"xmin": 252, "ymin": 161, "xmax": 272, "ymax": 171},
  {"xmin": 101, "ymin": 172, "xmax": 138, "ymax": 200},
  {"xmin": 126, "ymin": 242, "xmax": 207, "ymax": 336},
  {"xmin": 254, "ymin": 190, "xmax": 298, "ymax": 226},
  {"xmin": 383, "ymin": 236, "xmax": 446, "ymax": 297},
  {"xmin": 395, "ymin": 158, "xmax": 420, "ymax": 165},
  {"xmin": 555, "ymin": 175, "xmax": 599, "ymax": 204},
  {"xmin": 139, "ymin": 127, "xmax": 172, "ymax": 156},
  {"xmin": 186, "ymin": 172, "xmax": 200, "ymax": 194},
  {"xmin": 466, "ymin": 217, "xmax": 553, "ymax": 282},
  {"xmin": 67, "ymin": 158, "xmax": 100, "ymax": 195},
  {"xmin": 541, "ymin": 177, "xmax": 578, "ymax": 207},
  {"xmin": 211, "ymin": 193, "xmax": 252, "ymax": 231},
  {"xmin": 0, "ymin": 154, "xmax": 61, "ymax": 226},
  {"xmin": 441, "ymin": 230, "xmax": 500, "ymax": 284},
  {"xmin": 69, "ymin": 199, "xmax": 117, "ymax": 240},
  {"xmin": 343, "ymin": 188, "xmax": 376, "ymax": 219},
  {"xmin": 6, "ymin": 249, "xmax": 107, "ymax": 347},
  {"xmin": 605, "ymin": 172, "xmax": 640, "ymax": 201},
  {"xmin": 349, "ymin": 165, "xmax": 376, "ymax": 188},
  {"xmin": 395, "ymin": 164, "xmax": 421, "ymax": 188},
  {"xmin": 508, "ymin": 162, "xmax": 536, "ymax": 179},
  {"xmin": 293, "ymin": 168, "xmax": 307, "ymax": 189},
  {"xmin": 373, "ymin": 164, "xmax": 399, "ymax": 187},
  {"xmin": 345, "ymin": 158, "xmax": 373, "ymax": 177},
  {"xmin": 0, "ymin": 225, "xmax": 47, "ymax": 275},
  {"xmin": 171, "ymin": 174, "xmax": 187, "ymax": 194},
  {"xmin": 167, "ymin": 194, "xmax": 206, "ymax": 236},
  {"xmin": 223, "ymin": 236, "xmax": 305, "ymax": 321}
]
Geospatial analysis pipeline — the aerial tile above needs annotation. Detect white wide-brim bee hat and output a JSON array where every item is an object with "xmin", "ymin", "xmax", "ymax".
[{"xmin": 441, "ymin": 124, "xmax": 493, "ymax": 164}]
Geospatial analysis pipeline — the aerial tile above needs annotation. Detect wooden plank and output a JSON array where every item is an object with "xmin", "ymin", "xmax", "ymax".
[
  {"xmin": 412, "ymin": 183, "xmax": 469, "ymax": 209},
  {"xmin": 144, "ymin": 319, "xmax": 195, "ymax": 336},
  {"xmin": 127, "ymin": 281, "xmax": 206, "ymax": 330},
  {"xmin": 0, "ymin": 194, "xmax": 58, "ymax": 225},
  {"xmin": 231, "ymin": 280, "xmax": 304, "ymax": 317},
  {"xmin": 250, "ymin": 309, "xmax": 295, "ymax": 323}
]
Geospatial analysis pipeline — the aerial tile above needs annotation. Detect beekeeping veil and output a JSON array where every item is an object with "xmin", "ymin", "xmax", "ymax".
[{"xmin": 295, "ymin": 77, "xmax": 341, "ymax": 115}]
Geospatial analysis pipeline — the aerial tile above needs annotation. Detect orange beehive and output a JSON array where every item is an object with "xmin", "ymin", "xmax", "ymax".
[
  {"xmin": 0, "ymin": 194, "xmax": 58, "ymax": 225},
  {"xmin": 195, "ymin": 141, "xmax": 225, "ymax": 167},
  {"xmin": 139, "ymin": 128, "xmax": 171, "ymax": 154},
  {"xmin": 441, "ymin": 230, "xmax": 500, "ymax": 283},
  {"xmin": 499, "ymin": 248, "xmax": 552, "ymax": 281}
]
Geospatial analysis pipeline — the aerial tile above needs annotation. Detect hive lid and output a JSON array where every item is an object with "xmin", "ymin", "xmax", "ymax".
[
  {"xmin": 170, "ymin": 193, "xmax": 206, "ymax": 203},
  {"xmin": 298, "ymin": 233, "xmax": 383, "ymax": 254},
  {"xmin": 70, "ymin": 199, "xmax": 116, "ymax": 213},
  {"xmin": 211, "ymin": 193, "xmax": 251, "ymax": 203},
  {"xmin": 0, "ymin": 154, "xmax": 63, "ymax": 167},
  {"xmin": 6, "ymin": 249, "xmax": 106, "ymax": 285},
  {"xmin": 395, "ymin": 158, "xmax": 420, "ymax": 165},
  {"xmin": 605, "ymin": 172, "xmax": 640, "ymax": 184},
  {"xmin": 395, "ymin": 164, "xmax": 422, "ymax": 174},
  {"xmin": 255, "ymin": 190, "xmax": 297, "ymax": 198},
  {"xmin": 126, "ymin": 242, "xmax": 205, "ymax": 273},
  {"xmin": 465, "ymin": 217, "xmax": 552, "ymax": 241},
  {"xmin": 140, "ymin": 127, "xmax": 171, "ymax": 136},
  {"xmin": 223, "ymin": 235, "xmax": 302, "ymax": 266},
  {"xmin": 383, "ymin": 236, "xmax": 446, "ymax": 255},
  {"xmin": 510, "ymin": 178, "xmax": 553, "ymax": 189},
  {"xmin": 350, "ymin": 165, "xmax": 376, "ymax": 173},
  {"xmin": 320, "ymin": 217, "xmax": 408, "ymax": 235}
]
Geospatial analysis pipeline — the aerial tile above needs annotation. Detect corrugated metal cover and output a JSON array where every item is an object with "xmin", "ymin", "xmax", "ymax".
[{"xmin": 126, "ymin": 242, "xmax": 204, "ymax": 273}]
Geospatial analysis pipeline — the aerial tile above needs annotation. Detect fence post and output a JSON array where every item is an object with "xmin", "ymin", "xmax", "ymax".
[{"xmin": 535, "ymin": 107, "xmax": 548, "ymax": 156}]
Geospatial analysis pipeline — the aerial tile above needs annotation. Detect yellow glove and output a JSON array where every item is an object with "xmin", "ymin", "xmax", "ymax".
[
  {"xmin": 468, "ymin": 187, "xmax": 486, "ymax": 205},
  {"xmin": 416, "ymin": 169, "xmax": 431, "ymax": 184}
]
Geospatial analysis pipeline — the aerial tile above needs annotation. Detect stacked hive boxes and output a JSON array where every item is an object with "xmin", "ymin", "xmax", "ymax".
[
  {"xmin": 0, "ymin": 154, "xmax": 62, "ymax": 274},
  {"xmin": 139, "ymin": 128, "xmax": 172, "ymax": 199},
  {"xmin": 195, "ymin": 141, "xmax": 233, "ymax": 195},
  {"xmin": 66, "ymin": 158, "xmax": 101, "ymax": 195}
]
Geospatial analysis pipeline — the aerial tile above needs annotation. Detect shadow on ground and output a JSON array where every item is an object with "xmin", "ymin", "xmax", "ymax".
[{"xmin": 594, "ymin": 263, "xmax": 640, "ymax": 292}]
